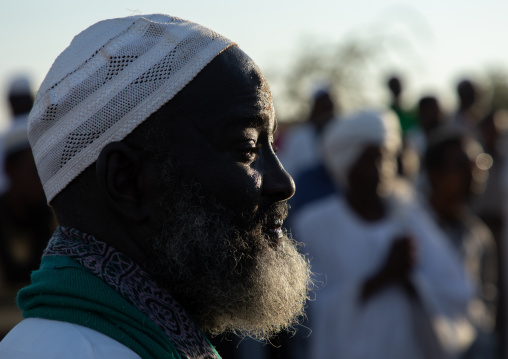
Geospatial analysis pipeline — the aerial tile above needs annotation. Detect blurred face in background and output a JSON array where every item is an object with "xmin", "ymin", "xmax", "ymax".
[
  {"xmin": 347, "ymin": 145, "xmax": 395, "ymax": 198},
  {"xmin": 431, "ymin": 143, "xmax": 473, "ymax": 202},
  {"xmin": 418, "ymin": 97, "xmax": 442, "ymax": 135},
  {"xmin": 426, "ymin": 138, "xmax": 489, "ymax": 225}
]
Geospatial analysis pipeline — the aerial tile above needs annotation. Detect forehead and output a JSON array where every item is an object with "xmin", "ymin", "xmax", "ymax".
[
  {"xmin": 154, "ymin": 47, "xmax": 277, "ymax": 147},
  {"xmin": 193, "ymin": 56, "xmax": 276, "ymax": 135}
]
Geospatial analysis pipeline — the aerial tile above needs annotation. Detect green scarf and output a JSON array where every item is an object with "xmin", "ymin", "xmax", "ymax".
[
  {"xmin": 18, "ymin": 227, "xmax": 220, "ymax": 359},
  {"xmin": 19, "ymin": 255, "xmax": 179, "ymax": 358}
]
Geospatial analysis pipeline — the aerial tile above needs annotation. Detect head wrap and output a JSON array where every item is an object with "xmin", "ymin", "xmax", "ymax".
[
  {"xmin": 28, "ymin": 14, "xmax": 235, "ymax": 202},
  {"xmin": 322, "ymin": 109, "xmax": 402, "ymax": 188}
]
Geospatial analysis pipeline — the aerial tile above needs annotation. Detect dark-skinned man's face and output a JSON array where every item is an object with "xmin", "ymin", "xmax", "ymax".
[
  {"xmin": 167, "ymin": 47, "xmax": 294, "ymax": 235},
  {"xmin": 144, "ymin": 47, "xmax": 311, "ymax": 340}
]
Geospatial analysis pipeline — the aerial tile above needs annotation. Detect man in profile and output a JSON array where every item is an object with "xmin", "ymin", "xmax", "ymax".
[{"xmin": 0, "ymin": 14, "xmax": 312, "ymax": 359}]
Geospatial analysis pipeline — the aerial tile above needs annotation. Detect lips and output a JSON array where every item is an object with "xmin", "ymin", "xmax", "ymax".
[{"xmin": 262, "ymin": 219, "xmax": 284, "ymax": 239}]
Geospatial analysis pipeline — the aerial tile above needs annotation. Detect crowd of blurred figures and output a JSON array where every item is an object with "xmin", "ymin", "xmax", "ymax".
[
  {"xmin": 1, "ymin": 72, "xmax": 508, "ymax": 359},
  {"xmin": 272, "ymin": 76, "xmax": 506, "ymax": 359}
]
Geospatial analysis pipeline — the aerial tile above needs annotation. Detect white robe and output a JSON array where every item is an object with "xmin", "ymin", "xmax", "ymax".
[
  {"xmin": 294, "ymin": 194, "xmax": 474, "ymax": 359},
  {"xmin": 0, "ymin": 318, "xmax": 140, "ymax": 359}
]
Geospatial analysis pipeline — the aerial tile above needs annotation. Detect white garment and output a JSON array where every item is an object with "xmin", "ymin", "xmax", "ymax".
[
  {"xmin": 294, "ymin": 194, "xmax": 474, "ymax": 359},
  {"xmin": 0, "ymin": 318, "xmax": 140, "ymax": 359}
]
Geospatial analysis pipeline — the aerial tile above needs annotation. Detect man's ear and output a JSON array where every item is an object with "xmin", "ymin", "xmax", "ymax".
[{"xmin": 95, "ymin": 141, "xmax": 152, "ymax": 223}]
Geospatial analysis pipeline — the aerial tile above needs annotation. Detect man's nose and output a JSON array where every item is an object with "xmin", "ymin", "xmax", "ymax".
[{"xmin": 262, "ymin": 152, "xmax": 296, "ymax": 201}]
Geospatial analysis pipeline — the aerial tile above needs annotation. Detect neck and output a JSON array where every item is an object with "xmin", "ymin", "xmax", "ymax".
[{"xmin": 56, "ymin": 208, "xmax": 151, "ymax": 267}]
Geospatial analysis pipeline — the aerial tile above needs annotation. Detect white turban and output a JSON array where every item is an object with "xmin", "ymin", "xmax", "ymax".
[
  {"xmin": 28, "ymin": 14, "xmax": 235, "ymax": 203},
  {"xmin": 322, "ymin": 110, "xmax": 402, "ymax": 188}
]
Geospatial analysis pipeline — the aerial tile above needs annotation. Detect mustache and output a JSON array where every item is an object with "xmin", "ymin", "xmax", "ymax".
[
  {"xmin": 231, "ymin": 200, "xmax": 289, "ymax": 232},
  {"xmin": 256, "ymin": 201, "xmax": 289, "ymax": 227}
]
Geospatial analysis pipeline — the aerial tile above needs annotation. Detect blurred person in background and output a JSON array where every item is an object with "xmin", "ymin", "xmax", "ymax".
[
  {"xmin": 422, "ymin": 127, "xmax": 499, "ymax": 358},
  {"xmin": 407, "ymin": 96, "xmax": 446, "ymax": 159},
  {"xmin": 0, "ymin": 118, "xmax": 56, "ymax": 338},
  {"xmin": 0, "ymin": 76, "xmax": 36, "ymax": 197},
  {"xmin": 7, "ymin": 76, "xmax": 34, "ymax": 122},
  {"xmin": 386, "ymin": 76, "xmax": 420, "ymax": 187},
  {"xmin": 472, "ymin": 110, "xmax": 508, "ymax": 240},
  {"xmin": 294, "ymin": 110, "xmax": 475, "ymax": 359},
  {"xmin": 285, "ymin": 88, "xmax": 340, "ymax": 225},
  {"xmin": 474, "ymin": 110, "xmax": 508, "ymax": 359},
  {"xmin": 287, "ymin": 151, "xmax": 338, "ymax": 225},
  {"xmin": 403, "ymin": 95, "xmax": 447, "ymax": 189},
  {"xmin": 276, "ymin": 87, "xmax": 336, "ymax": 180},
  {"xmin": 387, "ymin": 75, "xmax": 417, "ymax": 136},
  {"xmin": 453, "ymin": 79, "xmax": 484, "ymax": 134}
]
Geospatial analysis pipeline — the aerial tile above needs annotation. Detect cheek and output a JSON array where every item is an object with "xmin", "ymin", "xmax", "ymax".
[
  {"xmin": 204, "ymin": 166, "xmax": 263, "ymax": 212},
  {"xmin": 248, "ymin": 168, "xmax": 262, "ymax": 190},
  {"xmin": 237, "ymin": 169, "xmax": 263, "ymax": 213},
  {"xmin": 231, "ymin": 168, "xmax": 262, "ymax": 210},
  {"xmin": 229, "ymin": 168, "xmax": 262, "ymax": 202}
]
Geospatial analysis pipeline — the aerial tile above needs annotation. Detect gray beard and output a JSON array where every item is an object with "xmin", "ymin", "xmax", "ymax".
[{"xmin": 145, "ymin": 166, "xmax": 313, "ymax": 340}]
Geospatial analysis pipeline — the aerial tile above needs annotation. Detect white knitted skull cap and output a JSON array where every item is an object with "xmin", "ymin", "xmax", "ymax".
[{"xmin": 28, "ymin": 14, "xmax": 236, "ymax": 203}]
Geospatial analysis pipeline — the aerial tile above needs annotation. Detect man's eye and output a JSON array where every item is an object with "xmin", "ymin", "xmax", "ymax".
[{"xmin": 238, "ymin": 145, "xmax": 260, "ymax": 162}]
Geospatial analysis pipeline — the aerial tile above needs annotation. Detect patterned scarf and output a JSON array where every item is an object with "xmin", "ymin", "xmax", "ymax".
[{"xmin": 32, "ymin": 226, "xmax": 219, "ymax": 359}]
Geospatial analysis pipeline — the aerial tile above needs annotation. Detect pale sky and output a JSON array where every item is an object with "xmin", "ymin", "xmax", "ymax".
[{"xmin": 1, "ymin": 0, "xmax": 507, "ymax": 126}]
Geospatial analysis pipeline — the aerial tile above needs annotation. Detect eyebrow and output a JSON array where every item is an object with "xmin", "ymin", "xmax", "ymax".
[{"xmin": 219, "ymin": 112, "xmax": 276, "ymax": 135}]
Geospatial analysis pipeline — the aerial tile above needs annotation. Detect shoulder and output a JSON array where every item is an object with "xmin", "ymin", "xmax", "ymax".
[
  {"xmin": 462, "ymin": 210, "xmax": 495, "ymax": 248},
  {"xmin": 0, "ymin": 318, "xmax": 141, "ymax": 359}
]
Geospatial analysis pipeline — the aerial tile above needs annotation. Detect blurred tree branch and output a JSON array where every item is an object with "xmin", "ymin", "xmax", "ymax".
[{"xmin": 265, "ymin": 32, "xmax": 410, "ymax": 123}]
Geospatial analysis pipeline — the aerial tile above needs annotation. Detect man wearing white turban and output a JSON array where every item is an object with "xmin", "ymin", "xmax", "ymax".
[
  {"xmin": 294, "ymin": 110, "xmax": 475, "ymax": 359},
  {"xmin": 322, "ymin": 110, "xmax": 401, "ymax": 191}
]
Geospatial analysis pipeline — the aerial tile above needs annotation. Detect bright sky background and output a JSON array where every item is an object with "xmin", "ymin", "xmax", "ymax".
[{"xmin": 1, "ymin": 0, "xmax": 507, "ymax": 126}]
